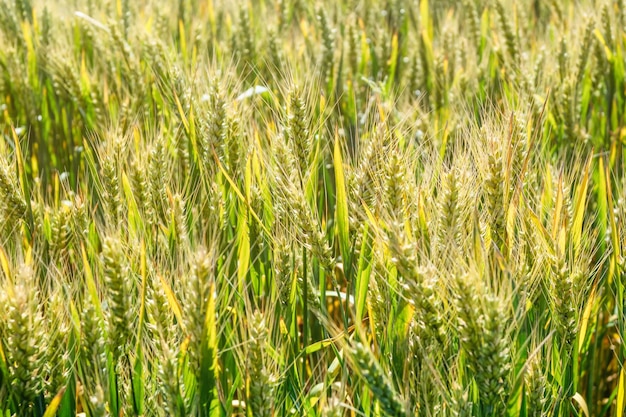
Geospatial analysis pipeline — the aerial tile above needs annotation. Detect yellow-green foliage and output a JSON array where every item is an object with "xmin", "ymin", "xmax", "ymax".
[{"xmin": 0, "ymin": 0, "xmax": 624, "ymax": 416}]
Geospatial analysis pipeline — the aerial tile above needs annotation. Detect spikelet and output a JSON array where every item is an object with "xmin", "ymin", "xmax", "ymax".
[
  {"xmin": 175, "ymin": 128, "xmax": 190, "ymax": 178},
  {"xmin": 1, "ymin": 266, "xmax": 45, "ymax": 412},
  {"xmin": 80, "ymin": 297, "xmax": 106, "ymax": 394},
  {"xmin": 601, "ymin": 4, "xmax": 613, "ymax": 50},
  {"xmin": 108, "ymin": 19, "xmax": 137, "ymax": 76},
  {"xmin": 102, "ymin": 236, "xmax": 132, "ymax": 360},
  {"xmin": 239, "ymin": 7, "xmax": 257, "ymax": 65},
  {"xmin": 74, "ymin": 193, "xmax": 90, "ymax": 240},
  {"xmin": 101, "ymin": 154, "xmax": 122, "ymax": 225},
  {"xmin": 449, "ymin": 382, "xmax": 473, "ymax": 417},
  {"xmin": 384, "ymin": 150, "xmax": 408, "ymax": 218},
  {"xmin": 510, "ymin": 114, "xmax": 529, "ymax": 187},
  {"xmin": 0, "ymin": 155, "xmax": 27, "ymax": 223},
  {"xmin": 317, "ymin": 7, "xmax": 335, "ymax": 86},
  {"xmin": 184, "ymin": 247, "xmax": 213, "ymax": 375},
  {"xmin": 557, "ymin": 77, "xmax": 575, "ymax": 144},
  {"xmin": 525, "ymin": 354, "xmax": 549, "ymax": 417},
  {"xmin": 237, "ymin": 5, "xmax": 255, "ymax": 68},
  {"xmin": 28, "ymin": 199, "xmax": 45, "ymax": 246},
  {"xmin": 375, "ymin": 25, "xmax": 390, "ymax": 80},
  {"xmin": 592, "ymin": 23, "xmax": 608, "ymax": 89},
  {"xmin": 248, "ymin": 183, "xmax": 264, "ymax": 246},
  {"xmin": 273, "ymin": 129, "xmax": 298, "ymax": 193},
  {"xmin": 386, "ymin": 224, "xmax": 445, "ymax": 346},
  {"xmin": 437, "ymin": 169, "xmax": 461, "ymax": 250},
  {"xmin": 442, "ymin": 28, "xmax": 457, "ymax": 83},
  {"xmin": 201, "ymin": 80, "xmax": 227, "ymax": 169},
  {"xmin": 367, "ymin": 264, "xmax": 390, "ymax": 342},
  {"xmin": 44, "ymin": 290, "xmax": 71, "ymax": 403},
  {"xmin": 576, "ymin": 18, "xmax": 595, "ymax": 82},
  {"xmin": 286, "ymin": 88, "xmax": 312, "ymax": 177},
  {"xmin": 273, "ymin": 236, "xmax": 293, "ymax": 305},
  {"xmin": 433, "ymin": 54, "xmax": 447, "ymax": 110},
  {"xmin": 121, "ymin": 0, "xmax": 131, "ymax": 38},
  {"xmin": 275, "ymin": 127, "xmax": 332, "ymax": 271},
  {"xmin": 267, "ymin": 28, "xmax": 283, "ymax": 74},
  {"xmin": 247, "ymin": 311, "xmax": 277, "ymax": 417},
  {"xmin": 49, "ymin": 201, "xmax": 73, "ymax": 257},
  {"xmin": 148, "ymin": 137, "xmax": 168, "ymax": 223},
  {"xmin": 454, "ymin": 274, "xmax": 511, "ymax": 412},
  {"xmin": 292, "ymin": 188, "xmax": 334, "ymax": 271},
  {"xmin": 557, "ymin": 37, "xmax": 568, "ymax": 82},
  {"xmin": 348, "ymin": 133, "xmax": 378, "ymax": 220},
  {"xmin": 146, "ymin": 277, "xmax": 172, "ymax": 342},
  {"xmin": 347, "ymin": 19, "xmax": 359, "ymax": 76},
  {"xmin": 526, "ymin": 44, "xmax": 541, "ymax": 89},
  {"xmin": 51, "ymin": 57, "xmax": 84, "ymax": 107},
  {"xmin": 351, "ymin": 342, "xmax": 407, "ymax": 417},
  {"xmin": 170, "ymin": 193, "xmax": 189, "ymax": 250},
  {"xmin": 464, "ymin": 0, "xmax": 481, "ymax": 52},
  {"xmin": 225, "ymin": 112, "xmax": 242, "ymax": 175},
  {"xmin": 130, "ymin": 156, "xmax": 151, "ymax": 217},
  {"xmin": 484, "ymin": 142, "xmax": 506, "ymax": 252},
  {"xmin": 156, "ymin": 342, "xmax": 183, "ymax": 416},
  {"xmin": 495, "ymin": 0, "xmax": 519, "ymax": 65},
  {"xmin": 549, "ymin": 253, "xmax": 577, "ymax": 349}
]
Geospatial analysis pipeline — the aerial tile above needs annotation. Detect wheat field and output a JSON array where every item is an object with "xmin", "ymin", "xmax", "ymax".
[{"xmin": 0, "ymin": 0, "xmax": 625, "ymax": 416}]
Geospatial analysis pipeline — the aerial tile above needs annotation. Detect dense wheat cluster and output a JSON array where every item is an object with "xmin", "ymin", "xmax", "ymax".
[{"xmin": 0, "ymin": 0, "xmax": 626, "ymax": 415}]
